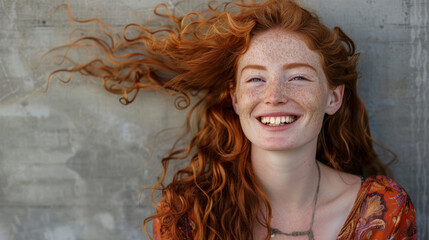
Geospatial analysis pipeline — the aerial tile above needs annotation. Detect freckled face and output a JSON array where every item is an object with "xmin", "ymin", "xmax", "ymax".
[{"xmin": 231, "ymin": 29, "xmax": 343, "ymax": 152}]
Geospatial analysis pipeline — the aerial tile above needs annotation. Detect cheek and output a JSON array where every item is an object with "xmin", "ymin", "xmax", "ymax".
[
  {"xmin": 235, "ymin": 87, "xmax": 260, "ymax": 114},
  {"xmin": 289, "ymin": 85, "xmax": 326, "ymax": 113}
]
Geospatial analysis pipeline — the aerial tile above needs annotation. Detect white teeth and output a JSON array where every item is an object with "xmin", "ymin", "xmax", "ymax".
[
  {"xmin": 261, "ymin": 116, "xmax": 270, "ymax": 124},
  {"xmin": 260, "ymin": 115, "xmax": 297, "ymax": 126}
]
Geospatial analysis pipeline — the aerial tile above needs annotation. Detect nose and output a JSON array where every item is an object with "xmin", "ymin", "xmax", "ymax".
[{"xmin": 263, "ymin": 78, "xmax": 287, "ymax": 105}]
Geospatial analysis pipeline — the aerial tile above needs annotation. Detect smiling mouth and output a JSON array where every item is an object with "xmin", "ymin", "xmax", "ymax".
[{"xmin": 258, "ymin": 116, "xmax": 298, "ymax": 127}]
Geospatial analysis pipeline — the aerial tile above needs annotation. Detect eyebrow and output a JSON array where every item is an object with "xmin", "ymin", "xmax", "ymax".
[{"xmin": 240, "ymin": 62, "xmax": 317, "ymax": 74}]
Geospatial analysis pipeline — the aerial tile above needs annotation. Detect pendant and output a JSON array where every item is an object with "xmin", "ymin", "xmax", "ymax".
[{"xmin": 270, "ymin": 228, "xmax": 314, "ymax": 239}]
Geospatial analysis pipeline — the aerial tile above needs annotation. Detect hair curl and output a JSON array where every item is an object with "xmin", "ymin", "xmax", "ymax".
[{"xmin": 42, "ymin": 0, "xmax": 393, "ymax": 239}]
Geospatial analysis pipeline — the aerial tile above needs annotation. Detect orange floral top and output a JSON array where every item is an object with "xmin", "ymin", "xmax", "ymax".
[{"xmin": 153, "ymin": 175, "xmax": 416, "ymax": 240}]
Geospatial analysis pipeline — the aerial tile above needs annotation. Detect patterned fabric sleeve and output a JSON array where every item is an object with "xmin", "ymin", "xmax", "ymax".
[
  {"xmin": 366, "ymin": 176, "xmax": 416, "ymax": 239},
  {"xmin": 351, "ymin": 176, "xmax": 417, "ymax": 240}
]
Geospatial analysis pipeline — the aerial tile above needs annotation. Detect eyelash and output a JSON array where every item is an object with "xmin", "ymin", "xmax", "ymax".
[
  {"xmin": 247, "ymin": 76, "xmax": 307, "ymax": 82},
  {"xmin": 249, "ymin": 77, "xmax": 264, "ymax": 82},
  {"xmin": 292, "ymin": 76, "xmax": 306, "ymax": 81}
]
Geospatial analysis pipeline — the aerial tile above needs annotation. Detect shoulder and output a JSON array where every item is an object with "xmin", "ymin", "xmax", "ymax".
[
  {"xmin": 338, "ymin": 175, "xmax": 417, "ymax": 240},
  {"xmin": 363, "ymin": 175, "xmax": 408, "ymax": 195},
  {"xmin": 361, "ymin": 175, "xmax": 415, "ymax": 214}
]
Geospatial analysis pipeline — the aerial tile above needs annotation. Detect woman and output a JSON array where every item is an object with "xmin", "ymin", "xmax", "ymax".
[
  {"xmin": 144, "ymin": 0, "xmax": 416, "ymax": 238},
  {"xmin": 45, "ymin": 0, "xmax": 416, "ymax": 239}
]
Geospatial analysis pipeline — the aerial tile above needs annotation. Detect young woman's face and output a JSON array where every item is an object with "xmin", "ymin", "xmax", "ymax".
[{"xmin": 231, "ymin": 29, "xmax": 343, "ymax": 152}]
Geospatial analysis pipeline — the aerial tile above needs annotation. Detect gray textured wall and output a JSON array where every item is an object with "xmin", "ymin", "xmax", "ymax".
[{"xmin": 0, "ymin": 0, "xmax": 428, "ymax": 239}]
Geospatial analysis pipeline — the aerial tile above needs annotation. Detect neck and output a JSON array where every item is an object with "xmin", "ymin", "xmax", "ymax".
[{"xmin": 251, "ymin": 142, "xmax": 319, "ymax": 211}]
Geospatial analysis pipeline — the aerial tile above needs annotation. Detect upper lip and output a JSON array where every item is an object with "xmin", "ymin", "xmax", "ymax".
[{"xmin": 256, "ymin": 112, "xmax": 301, "ymax": 118}]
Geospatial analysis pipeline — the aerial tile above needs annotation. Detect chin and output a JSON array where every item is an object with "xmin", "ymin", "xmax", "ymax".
[{"xmin": 253, "ymin": 142, "xmax": 296, "ymax": 152}]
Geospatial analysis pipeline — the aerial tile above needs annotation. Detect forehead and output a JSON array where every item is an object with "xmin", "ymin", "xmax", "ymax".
[{"xmin": 237, "ymin": 29, "xmax": 322, "ymax": 70}]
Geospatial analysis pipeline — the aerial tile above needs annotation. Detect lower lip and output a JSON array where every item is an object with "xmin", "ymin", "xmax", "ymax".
[{"xmin": 257, "ymin": 117, "xmax": 299, "ymax": 131}]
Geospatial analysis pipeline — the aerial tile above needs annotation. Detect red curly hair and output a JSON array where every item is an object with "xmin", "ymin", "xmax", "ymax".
[{"xmin": 42, "ymin": 0, "xmax": 393, "ymax": 239}]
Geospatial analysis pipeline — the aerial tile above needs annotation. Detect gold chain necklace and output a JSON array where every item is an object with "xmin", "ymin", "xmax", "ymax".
[{"xmin": 270, "ymin": 161, "xmax": 321, "ymax": 240}]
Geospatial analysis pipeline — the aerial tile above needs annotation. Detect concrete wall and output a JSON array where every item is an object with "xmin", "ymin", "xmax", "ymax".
[{"xmin": 0, "ymin": 0, "xmax": 427, "ymax": 239}]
